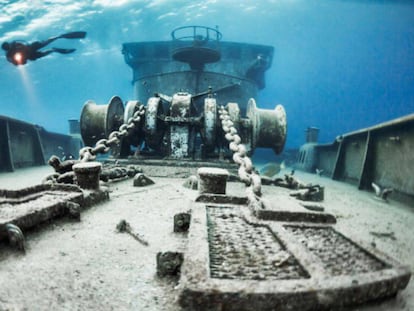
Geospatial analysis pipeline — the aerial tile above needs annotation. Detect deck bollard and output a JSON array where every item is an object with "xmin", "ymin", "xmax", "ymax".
[
  {"xmin": 197, "ymin": 167, "xmax": 229, "ymax": 195},
  {"xmin": 72, "ymin": 162, "xmax": 102, "ymax": 190}
]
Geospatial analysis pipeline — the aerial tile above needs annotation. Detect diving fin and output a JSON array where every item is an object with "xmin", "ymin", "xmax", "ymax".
[
  {"xmin": 58, "ymin": 31, "xmax": 87, "ymax": 39},
  {"xmin": 52, "ymin": 48, "xmax": 76, "ymax": 54}
]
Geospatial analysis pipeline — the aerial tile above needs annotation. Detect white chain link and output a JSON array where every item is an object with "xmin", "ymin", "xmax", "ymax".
[
  {"xmin": 218, "ymin": 105, "xmax": 262, "ymax": 207},
  {"xmin": 79, "ymin": 104, "xmax": 145, "ymax": 162}
]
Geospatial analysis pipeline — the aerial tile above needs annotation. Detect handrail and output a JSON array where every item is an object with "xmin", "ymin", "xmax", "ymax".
[{"xmin": 171, "ymin": 26, "xmax": 222, "ymax": 43}]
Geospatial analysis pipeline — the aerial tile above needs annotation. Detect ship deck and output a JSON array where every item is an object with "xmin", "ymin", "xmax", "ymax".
[{"xmin": 0, "ymin": 165, "xmax": 413, "ymax": 311}]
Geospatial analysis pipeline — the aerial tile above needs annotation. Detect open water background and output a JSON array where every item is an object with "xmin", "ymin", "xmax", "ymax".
[{"xmin": 1, "ymin": 0, "xmax": 413, "ymax": 158}]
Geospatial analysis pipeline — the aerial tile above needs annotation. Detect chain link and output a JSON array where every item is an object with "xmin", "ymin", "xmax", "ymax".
[
  {"xmin": 218, "ymin": 105, "xmax": 262, "ymax": 207},
  {"xmin": 79, "ymin": 104, "xmax": 145, "ymax": 162}
]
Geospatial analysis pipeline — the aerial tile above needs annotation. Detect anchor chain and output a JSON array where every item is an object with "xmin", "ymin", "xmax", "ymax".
[
  {"xmin": 79, "ymin": 104, "xmax": 145, "ymax": 162},
  {"xmin": 218, "ymin": 105, "xmax": 262, "ymax": 207}
]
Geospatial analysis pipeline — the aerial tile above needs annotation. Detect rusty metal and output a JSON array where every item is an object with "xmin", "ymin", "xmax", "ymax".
[
  {"xmin": 156, "ymin": 251, "xmax": 184, "ymax": 277},
  {"xmin": 0, "ymin": 26, "xmax": 411, "ymax": 311},
  {"xmin": 5, "ymin": 223, "xmax": 25, "ymax": 252},
  {"xmin": 72, "ymin": 162, "xmax": 102, "ymax": 190},
  {"xmin": 116, "ymin": 219, "xmax": 149, "ymax": 246},
  {"xmin": 80, "ymin": 96, "xmax": 125, "ymax": 147},
  {"xmin": 173, "ymin": 212, "xmax": 191, "ymax": 233},
  {"xmin": 179, "ymin": 204, "xmax": 411, "ymax": 311},
  {"xmin": 171, "ymin": 26, "xmax": 222, "ymax": 71},
  {"xmin": 297, "ymin": 113, "xmax": 414, "ymax": 204},
  {"xmin": 246, "ymin": 98, "xmax": 287, "ymax": 154},
  {"xmin": 123, "ymin": 100, "xmax": 144, "ymax": 147},
  {"xmin": 290, "ymin": 185, "xmax": 325, "ymax": 202},
  {"xmin": 0, "ymin": 116, "xmax": 79, "ymax": 172},
  {"xmin": 0, "ymin": 183, "xmax": 86, "ymax": 249},
  {"xmin": 144, "ymin": 96, "xmax": 164, "ymax": 150},
  {"xmin": 132, "ymin": 173, "xmax": 154, "ymax": 187},
  {"xmin": 169, "ymin": 92, "xmax": 193, "ymax": 158},
  {"xmin": 182, "ymin": 175, "xmax": 198, "ymax": 190},
  {"xmin": 100, "ymin": 164, "xmax": 142, "ymax": 182},
  {"xmin": 79, "ymin": 91, "xmax": 287, "ymax": 162},
  {"xmin": 78, "ymin": 103, "xmax": 145, "ymax": 162},
  {"xmin": 218, "ymin": 105, "xmax": 262, "ymax": 209},
  {"xmin": 197, "ymin": 167, "xmax": 229, "ymax": 195},
  {"xmin": 202, "ymin": 97, "xmax": 217, "ymax": 150},
  {"xmin": 48, "ymin": 155, "xmax": 78, "ymax": 174},
  {"xmin": 207, "ymin": 207, "xmax": 309, "ymax": 280}
]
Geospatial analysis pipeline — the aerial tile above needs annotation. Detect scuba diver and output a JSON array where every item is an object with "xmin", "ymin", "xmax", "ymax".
[{"xmin": 2, "ymin": 31, "xmax": 86, "ymax": 66}]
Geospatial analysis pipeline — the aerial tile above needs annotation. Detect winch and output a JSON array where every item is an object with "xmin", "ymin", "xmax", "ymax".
[{"xmin": 80, "ymin": 90, "xmax": 287, "ymax": 159}]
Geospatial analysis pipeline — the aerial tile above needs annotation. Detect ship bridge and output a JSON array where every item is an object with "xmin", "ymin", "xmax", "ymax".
[{"xmin": 122, "ymin": 25, "xmax": 274, "ymax": 115}]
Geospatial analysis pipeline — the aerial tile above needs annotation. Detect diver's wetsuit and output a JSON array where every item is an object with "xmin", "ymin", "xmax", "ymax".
[{"xmin": 2, "ymin": 31, "xmax": 86, "ymax": 65}]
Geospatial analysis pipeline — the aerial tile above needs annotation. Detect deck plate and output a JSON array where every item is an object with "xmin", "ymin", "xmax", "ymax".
[{"xmin": 178, "ymin": 204, "xmax": 411, "ymax": 311}]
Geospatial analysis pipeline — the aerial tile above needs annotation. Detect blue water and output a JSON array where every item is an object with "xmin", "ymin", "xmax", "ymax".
[{"xmin": 1, "ymin": 0, "xmax": 414, "ymax": 150}]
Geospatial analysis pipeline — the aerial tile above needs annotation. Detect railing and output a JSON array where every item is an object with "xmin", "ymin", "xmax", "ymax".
[{"xmin": 171, "ymin": 26, "xmax": 222, "ymax": 44}]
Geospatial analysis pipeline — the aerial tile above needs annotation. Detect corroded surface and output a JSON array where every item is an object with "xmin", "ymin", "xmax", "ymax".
[
  {"xmin": 285, "ymin": 225, "xmax": 387, "ymax": 276},
  {"xmin": 73, "ymin": 161, "xmax": 102, "ymax": 190},
  {"xmin": 0, "ymin": 184, "xmax": 83, "ymax": 226},
  {"xmin": 0, "ymin": 190, "xmax": 78, "ymax": 221},
  {"xmin": 0, "ymin": 183, "xmax": 108, "ymax": 247},
  {"xmin": 179, "ymin": 200, "xmax": 411, "ymax": 311},
  {"xmin": 0, "ymin": 167, "xmax": 412, "ymax": 311},
  {"xmin": 207, "ymin": 206, "xmax": 309, "ymax": 280},
  {"xmin": 197, "ymin": 167, "xmax": 229, "ymax": 195}
]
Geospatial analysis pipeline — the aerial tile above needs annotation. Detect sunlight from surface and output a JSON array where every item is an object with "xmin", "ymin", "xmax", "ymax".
[
  {"xmin": 0, "ymin": 0, "xmax": 413, "ymax": 147},
  {"xmin": 93, "ymin": 0, "xmax": 133, "ymax": 6}
]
